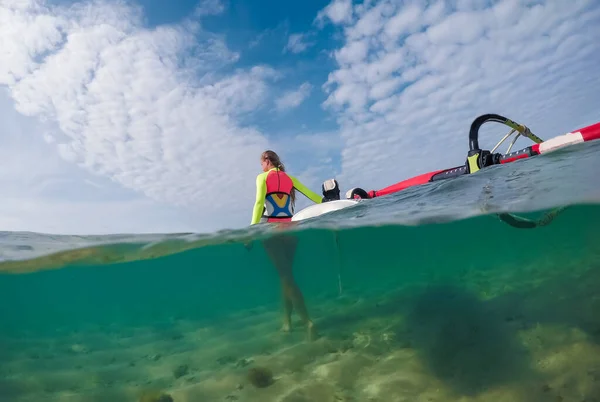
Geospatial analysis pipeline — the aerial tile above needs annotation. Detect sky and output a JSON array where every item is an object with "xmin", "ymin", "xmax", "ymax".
[{"xmin": 0, "ymin": 0, "xmax": 599, "ymax": 235}]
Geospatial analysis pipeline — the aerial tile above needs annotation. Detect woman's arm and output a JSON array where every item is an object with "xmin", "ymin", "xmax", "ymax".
[
  {"xmin": 251, "ymin": 173, "xmax": 267, "ymax": 225},
  {"xmin": 290, "ymin": 175, "xmax": 323, "ymax": 204}
]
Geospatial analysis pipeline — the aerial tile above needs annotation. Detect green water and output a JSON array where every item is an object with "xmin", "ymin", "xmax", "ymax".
[
  {"xmin": 0, "ymin": 204, "xmax": 599, "ymax": 401},
  {"xmin": 1, "ymin": 205, "xmax": 597, "ymax": 335}
]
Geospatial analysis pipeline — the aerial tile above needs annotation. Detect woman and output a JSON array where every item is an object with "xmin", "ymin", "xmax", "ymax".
[{"xmin": 251, "ymin": 150, "xmax": 322, "ymax": 341}]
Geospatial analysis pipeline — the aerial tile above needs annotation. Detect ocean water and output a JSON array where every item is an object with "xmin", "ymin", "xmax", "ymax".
[{"xmin": 0, "ymin": 139, "xmax": 599, "ymax": 402}]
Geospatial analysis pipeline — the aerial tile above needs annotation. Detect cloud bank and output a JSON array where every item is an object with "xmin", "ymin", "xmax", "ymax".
[
  {"xmin": 0, "ymin": 0, "xmax": 278, "ymax": 232},
  {"xmin": 0, "ymin": 90, "xmax": 194, "ymax": 235}
]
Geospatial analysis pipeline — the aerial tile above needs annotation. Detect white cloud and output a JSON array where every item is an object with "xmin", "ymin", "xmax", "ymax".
[
  {"xmin": 346, "ymin": 1, "xmax": 394, "ymax": 40},
  {"xmin": 0, "ymin": 0, "xmax": 281, "ymax": 233},
  {"xmin": 426, "ymin": 10, "xmax": 486, "ymax": 45},
  {"xmin": 315, "ymin": 0, "xmax": 354, "ymax": 26},
  {"xmin": 333, "ymin": 39, "xmax": 369, "ymax": 65},
  {"xmin": 284, "ymin": 33, "xmax": 314, "ymax": 54},
  {"xmin": 275, "ymin": 82, "xmax": 313, "ymax": 111},
  {"xmin": 383, "ymin": 3, "xmax": 422, "ymax": 40},
  {"xmin": 318, "ymin": 0, "xmax": 600, "ymax": 192},
  {"xmin": 195, "ymin": 0, "xmax": 226, "ymax": 17}
]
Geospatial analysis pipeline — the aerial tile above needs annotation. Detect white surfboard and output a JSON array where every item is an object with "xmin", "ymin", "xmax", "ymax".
[{"xmin": 292, "ymin": 199, "xmax": 359, "ymax": 222}]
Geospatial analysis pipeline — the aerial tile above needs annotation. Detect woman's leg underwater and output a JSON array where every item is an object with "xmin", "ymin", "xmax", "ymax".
[{"xmin": 262, "ymin": 232, "xmax": 316, "ymax": 340}]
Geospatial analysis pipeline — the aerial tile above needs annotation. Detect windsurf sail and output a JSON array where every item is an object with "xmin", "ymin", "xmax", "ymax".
[{"xmin": 347, "ymin": 113, "xmax": 600, "ymax": 200}]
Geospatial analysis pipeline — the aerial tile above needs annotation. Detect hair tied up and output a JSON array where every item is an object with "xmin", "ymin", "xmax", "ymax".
[{"xmin": 260, "ymin": 149, "xmax": 296, "ymax": 207}]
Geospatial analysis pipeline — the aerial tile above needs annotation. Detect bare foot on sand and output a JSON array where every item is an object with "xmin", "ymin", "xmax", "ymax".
[
  {"xmin": 307, "ymin": 321, "xmax": 318, "ymax": 342},
  {"xmin": 281, "ymin": 319, "xmax": 291, "ymax": 333}
]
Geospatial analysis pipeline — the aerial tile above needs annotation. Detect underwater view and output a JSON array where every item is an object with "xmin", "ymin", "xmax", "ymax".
[{"xmin": 1, "ymin": 138, "xmax": 600, "ymax": 402}]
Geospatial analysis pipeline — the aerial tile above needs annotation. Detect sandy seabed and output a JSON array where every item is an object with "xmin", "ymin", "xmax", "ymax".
[{"xmin": 2, "ymin": 256, "xmax": 600, "ymax": 402}]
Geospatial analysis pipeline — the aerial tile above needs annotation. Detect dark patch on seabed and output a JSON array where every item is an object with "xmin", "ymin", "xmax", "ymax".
[
  {"xmin": 407, "ymin": 285, "xmax": 531, "ymax": 395},
  {"xmin": 316, "ymin": 267, "xmax": 600, "ymax": 401}
]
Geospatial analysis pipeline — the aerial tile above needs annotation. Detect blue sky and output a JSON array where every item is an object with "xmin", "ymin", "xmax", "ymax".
[{"xmin": 1, "ymin": 0, "xmax": 599, "ymax": 234}]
